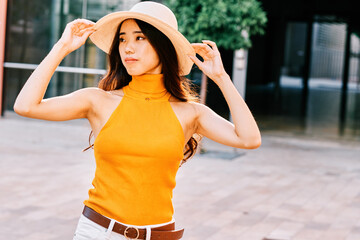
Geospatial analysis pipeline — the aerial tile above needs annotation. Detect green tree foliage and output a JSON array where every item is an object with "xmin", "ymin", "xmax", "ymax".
[{"xmin": 164, "ymin": 0, "xmax": 267, "ymax": 50}]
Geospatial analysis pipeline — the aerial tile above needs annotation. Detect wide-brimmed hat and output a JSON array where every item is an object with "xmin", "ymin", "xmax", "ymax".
[{"xmin": 90, "ymin": 1, "xmax": 195, "ymax": 76}]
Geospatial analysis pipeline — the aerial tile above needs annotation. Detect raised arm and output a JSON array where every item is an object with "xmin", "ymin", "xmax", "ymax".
[
  {"xmin": 188, "ymin": 40, "xmax": 261, "ymax": 149},
  {"xmin": 13, "ymin": 19, "xmax": 96, "ymax": 121}
]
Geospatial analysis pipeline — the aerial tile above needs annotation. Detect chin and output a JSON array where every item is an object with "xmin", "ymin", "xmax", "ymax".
[
  {"xmin": 125, "ymin": 70, "xmax": 139, "ymax": 76},
  {"xmin": 127, "ymin": 69, "xmax": 159, "ymax": 76},
  {"xmin": 125, "ymin": 68, "xmax": 143, "ymax": 76}
]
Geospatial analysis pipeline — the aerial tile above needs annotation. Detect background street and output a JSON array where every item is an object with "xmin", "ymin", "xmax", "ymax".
[{"xmin": 1, "ymin": 111, "xmax": 360, "ymax": 240}]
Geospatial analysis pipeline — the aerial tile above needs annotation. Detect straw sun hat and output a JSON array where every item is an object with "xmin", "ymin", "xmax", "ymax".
[{"xmin": 90, "ymin": 1, "xmax": 195, "ymax": 76}]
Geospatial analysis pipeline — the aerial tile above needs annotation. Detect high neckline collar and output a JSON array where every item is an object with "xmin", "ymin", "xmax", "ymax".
[
  {"xmin": 124, "ymin": 73, "xmax": 171, "ymax": 102},
  {"xmin": 129, "ymin": 73, "xmax": 166, "ymax": 93}
]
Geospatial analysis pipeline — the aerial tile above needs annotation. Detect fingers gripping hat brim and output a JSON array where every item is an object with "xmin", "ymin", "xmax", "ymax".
[{"xmin": 90, "ymin": 11, "xmax": 195, "ymax": 76}]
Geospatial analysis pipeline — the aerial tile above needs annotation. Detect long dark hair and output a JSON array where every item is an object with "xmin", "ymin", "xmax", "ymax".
[{"xmin": 83, "ymin": 19, "xmax": 202, "ymax": 166}]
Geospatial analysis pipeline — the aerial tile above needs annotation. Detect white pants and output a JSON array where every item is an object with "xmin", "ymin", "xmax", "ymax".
[{"xmin": 73, "ymin": 213, "xmax": 175, "ymax": 240}]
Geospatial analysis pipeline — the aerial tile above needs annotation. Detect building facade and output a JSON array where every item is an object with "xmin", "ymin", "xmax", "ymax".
[
  {"xmin": 1, "ymin": 0, "xmax": 359, "ymax": 141},
  {"xmin": 246, "ymin": 0, "xmax": 360, "ymax": 140},
  {"xmin": 1, "ymin": 0, "xmax": 140, "ymax": 112}
]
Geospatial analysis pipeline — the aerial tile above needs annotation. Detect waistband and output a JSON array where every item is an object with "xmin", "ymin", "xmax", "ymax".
[{"xmin": 82, "ymin": 206, "xmax": 184, "ymax": 240}]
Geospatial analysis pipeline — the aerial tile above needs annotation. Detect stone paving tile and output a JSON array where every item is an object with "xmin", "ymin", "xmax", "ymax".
[
  {"xmin": 1, "ymin": 112, "xmax": 360, "ymax": 240},
  {"xmin": 265, "ymin": 221, "xmax": 304, "ymax": 239}
]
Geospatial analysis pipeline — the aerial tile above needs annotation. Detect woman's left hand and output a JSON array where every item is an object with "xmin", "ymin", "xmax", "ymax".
[{"xmin": 188, "ymin": 40, "xmax": 228, "ymax": 83}]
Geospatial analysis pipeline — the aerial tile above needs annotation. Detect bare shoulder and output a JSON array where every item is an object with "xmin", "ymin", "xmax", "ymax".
[
  {"xmin": 70, "ymin": 87, "xmax": 105, "ymax": 101},
  {"xmin": 168, "ymin": 97, "xmax": 202, "ymax": 138},
  {"xmin": 169, "ymin": 96, "xmax": 200, "ymax": 115},
  {"xmin": 182, "ymin": 101, "xmax": 211, "ymax": 117},
  {"xmin": 77, "ymin": 87, "xmax": 109, "ymax": 97},
  {"xmin": 77, "ymin": 87, "xmax": 124, "ymax": 103},
  {"xmin": 168, "ymin": 97, "xmax": 209, "ymax": 130},
  {"xmin": 72, "ymin": 87, "xmax": 125, "ymax": 120},
  {"xmin": 80, "ymin": 87, "xmax": 125, "ymax": 134},
  {"xmin": 188, "ymin": 101, "xmax": 208, "ymax": 110}
]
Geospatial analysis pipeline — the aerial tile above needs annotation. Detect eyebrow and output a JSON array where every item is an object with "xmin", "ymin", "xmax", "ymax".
[{"xmin": 119, "ymin": 31, "xmax": 143, "ymax": 35}]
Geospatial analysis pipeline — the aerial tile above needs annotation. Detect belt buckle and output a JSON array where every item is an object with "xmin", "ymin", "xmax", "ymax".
[{"xmin": 124, "ymin": 226, "xmax": 140, "ymax": 240}]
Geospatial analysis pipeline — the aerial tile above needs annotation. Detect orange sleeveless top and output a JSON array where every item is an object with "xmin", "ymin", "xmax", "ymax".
[{"xmin": 84, "ymin": 73, "xmax": 185, "ymax": 225}]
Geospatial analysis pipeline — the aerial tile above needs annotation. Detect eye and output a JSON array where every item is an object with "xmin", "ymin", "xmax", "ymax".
[{"xmin": 119, "ymin": 36, "xmax": 145, "ymax": 43}]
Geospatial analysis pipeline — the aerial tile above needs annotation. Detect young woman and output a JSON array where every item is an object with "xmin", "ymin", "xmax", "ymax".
[{"xmin": 14, "ymin": 1, "xmax": 261, "ymax": 239}]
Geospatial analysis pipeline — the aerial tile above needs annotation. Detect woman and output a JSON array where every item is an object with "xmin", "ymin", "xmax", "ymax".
[{"xmin": 14, "ymin": 1, "xmax": 261, "ymax": 240}]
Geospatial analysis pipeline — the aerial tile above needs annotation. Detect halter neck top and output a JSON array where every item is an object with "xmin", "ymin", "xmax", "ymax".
[{"xmin": 84, "ymin": 73, "xmax": 185, "ymax": 225}]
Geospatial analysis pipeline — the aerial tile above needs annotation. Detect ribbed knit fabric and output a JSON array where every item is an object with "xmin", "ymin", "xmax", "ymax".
[{"xmin": 84, "ymin": 73, "xmax": 185, "ymax": 225}]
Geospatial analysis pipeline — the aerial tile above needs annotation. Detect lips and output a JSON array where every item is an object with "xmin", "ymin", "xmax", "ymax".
[{"xmin": 125, "ymin": 57, "xmax": 138, "ymax": 63}]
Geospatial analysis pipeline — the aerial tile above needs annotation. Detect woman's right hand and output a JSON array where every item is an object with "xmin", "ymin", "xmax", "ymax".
[{"xmin": 58, "ymin": 19, "xmax": 95, "ymax": 55}]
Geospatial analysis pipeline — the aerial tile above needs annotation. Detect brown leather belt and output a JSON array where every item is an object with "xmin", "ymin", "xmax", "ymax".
[{"xmin": 82, "ymin": 206, "xmax": 184, "ymax": 240}]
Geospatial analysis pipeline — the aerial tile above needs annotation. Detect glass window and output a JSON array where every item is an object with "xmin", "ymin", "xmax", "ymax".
[{"xmin": 4, "ymin": 0, "xmax": 140, "ymax": 111}]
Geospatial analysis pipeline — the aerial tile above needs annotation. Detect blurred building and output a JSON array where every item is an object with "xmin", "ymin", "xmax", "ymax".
[
  {"xmin": 246, "ymin": 0, "xmax": 360, "ymax": 140},
  {"xmin": 0, "ymin": 0, "xmax": 141, "ymax": 112},
  {"xmin": 0, "ymin": 0, "xmax": 359, "ymax": 141}
]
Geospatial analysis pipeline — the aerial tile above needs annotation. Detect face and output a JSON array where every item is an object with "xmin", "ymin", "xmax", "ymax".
[{"xmin": 118, "ymin": 19, "xmax": 162, "ymax": 76}]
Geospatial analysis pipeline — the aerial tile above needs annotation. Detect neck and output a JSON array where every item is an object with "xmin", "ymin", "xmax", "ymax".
[{"xmin": 129, "ymin": 73, "xmax": 166, "ymax": 93}]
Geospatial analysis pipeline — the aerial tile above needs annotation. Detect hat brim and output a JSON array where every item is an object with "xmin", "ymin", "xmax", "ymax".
[{"xmin": 90, "ymin": 11, "xmax": 195, "ymax": 76}]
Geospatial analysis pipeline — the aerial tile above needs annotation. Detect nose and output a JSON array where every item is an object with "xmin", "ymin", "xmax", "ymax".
[
  {"xmin": 124, "ymin": 41, "xmax": 135, "ymax": 54},
  {"xmin": 125, "ymin": 47, "xmax": 134, "ymax": 54}
]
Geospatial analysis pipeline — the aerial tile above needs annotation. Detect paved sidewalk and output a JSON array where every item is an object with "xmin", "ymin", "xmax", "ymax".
[{"xmin": 1, "ymin": 111, "xmax": 360, "ymax": 240}]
